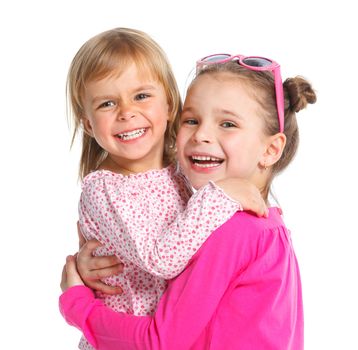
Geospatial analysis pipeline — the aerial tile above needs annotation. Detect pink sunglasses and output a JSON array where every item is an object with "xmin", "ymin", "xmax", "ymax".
[{"xmin": 196, "ymin": 54, "xmax": 284, "ymax": 133}]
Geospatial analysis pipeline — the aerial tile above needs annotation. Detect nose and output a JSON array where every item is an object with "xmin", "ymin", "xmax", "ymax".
[
  {"xmin": 192, "ymin": 124, "xmax": 212, "ymax": 144},
  {"xmin": 118, "ymin": 102, "xmax": 136, "ymax": 121}
]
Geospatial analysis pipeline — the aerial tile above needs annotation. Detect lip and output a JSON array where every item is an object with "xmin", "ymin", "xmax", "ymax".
[
  {"xmin": 114, "ymin": 127, "xmax": 148, "ymax": 143},
  {"xmin": 189, "ymin": 162, "xmax": 221, "ymax": 173}
]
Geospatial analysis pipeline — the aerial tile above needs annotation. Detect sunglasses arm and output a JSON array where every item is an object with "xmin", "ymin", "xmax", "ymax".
[{"xmin": 274, "ymin": 67, "xmax": 285, "ymax": 133}]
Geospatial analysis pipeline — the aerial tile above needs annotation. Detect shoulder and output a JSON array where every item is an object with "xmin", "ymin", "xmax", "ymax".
[
  {"xmin": 190, "ymin": 207, "xmax": 289, "ymax": 271},
  {"xmin": 201, "ymin": 207, "xmax": 287, "ymax": 253},
  {"xmin": 229, "ymin": 207, "xmax": 284, "ymax": 232},
  {"xmin": 82, "ymin": 170, "xmax": 121, "ymax": 189}
]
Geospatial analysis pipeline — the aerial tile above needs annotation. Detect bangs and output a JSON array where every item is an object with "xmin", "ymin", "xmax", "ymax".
[{"xmin": 86, "ymin": 43, "xmax": 161, "ymax": 84}]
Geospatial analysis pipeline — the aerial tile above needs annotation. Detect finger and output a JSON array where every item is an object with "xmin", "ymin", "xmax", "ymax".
[
  {"xmin": 256, "ymin": 203, "xmax": 268, "ymax": 218},
  {"xmin": 60, "ymin": 263, "xmax": 68, "ymax": 291},
  {"xmin": 251, "ymin": 200, "xmax": 264, "ymax": 217},
  {"xmin": 88, "ymin": 263, "xmax": 124, "ymax": 280},
  {"xmin": 77, "ymin": 221, "xmax": 87, "ymax": 249},
  {"xmin": 88, "ymin": 280, "xmax": 123, "ymax": 296},
  {"xmin": 259, "ymin": 203, "xmax": 269, "ymax": 218},
  {"xmin": 263, "ymin": 205, "xmax": 269, "ymax": 218},
  {"xmin": 79, "ymin": 239, "xmax": 103, "ymax": 257},
  {"xmin": 60, "ymin": 256, "xmax": 77, "ymax": 292},
  {"xmin": 90, "ymin": 255, "xmax": 122, "ymax": 270},
  {"xmin": 65, "ymin": 255, "xmax": 78, "ymax": 275},
  {"xmin": 65, "ymin": 255, "xmax": 85, "ymax": 287},
  {"xmin": 246, "ymin": 200, "xmax": 261, "ymax": 216},
  {"xmin": 77, "ymin": 252, "xmax": 120, "ymax": 273},
  {"xmin": 246, "ymin": 200, "xmax": 266, "ymax": 218}
]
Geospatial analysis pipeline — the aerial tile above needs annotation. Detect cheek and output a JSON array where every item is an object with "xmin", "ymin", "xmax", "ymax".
[
  {"xmin": 92, "ymin": 120, "xmax": 107, "ymax": 133},
  {"xmin": 176, "ymin": 129, "xmax": 183, "ymax": 142},
  {"xmin": 175, "ymin": 131, "xmax": 187, "ymax": 164},
  {"xmin": 176, "ymin": 129, "xmax": 187, "ymax": 152},
  {"xmin": 152, "ymin": 106, "xmax": 170, "ymax": 129}
]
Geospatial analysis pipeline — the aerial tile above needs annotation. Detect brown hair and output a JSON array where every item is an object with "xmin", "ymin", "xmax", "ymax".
[
  {"xmin": 67, "ymin": 28, "xmax": 182, "ymax": 179},
  {"xmin": 193, "ymin": 61, "xmax": 317, "ymax": 198}
]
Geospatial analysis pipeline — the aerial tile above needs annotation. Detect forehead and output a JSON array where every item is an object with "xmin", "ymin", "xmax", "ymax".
[
  {"xmin": 92, "ymin": 61, "xmax": 159, "ymax": 85},
  {"xmin": 184, "ymin": 73, "xmax": 264, "ymax": 125},
  {"xmin": 186, "ymin": 73, "xmax": 254, "ymax": 105}
]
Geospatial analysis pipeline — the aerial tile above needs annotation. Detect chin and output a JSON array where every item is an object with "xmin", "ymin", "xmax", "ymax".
[{"xmin": 187, "ymin": 177, "xmax": 211, "ymax": 190}]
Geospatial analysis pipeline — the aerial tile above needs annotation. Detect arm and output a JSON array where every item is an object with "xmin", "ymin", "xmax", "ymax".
[
  {"xmin": 60, "ymin": 217, "xmax": 245, "ymax": 349},
  {"xmin": 80, "ymin": 173, "xmax": 242, "ymax": 280},
  {"xmin": 77, "ymin": 175, "xmax": 267, "ymax": 294}
]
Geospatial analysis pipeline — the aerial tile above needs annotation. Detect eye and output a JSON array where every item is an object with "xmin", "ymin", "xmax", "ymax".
[
  {"xmin": 182, "ymin": 118, "xmax": 198, "ymax": 125},
  {"xmin": 98, "ymin": 100, "xmax": 116, "ymax": 109},
  {"xmin": 135, "ymin": 93, "xmax": 150, "ymax": 101},
  {"xmin": 221, "ymin": 121, "xmax": 237, "ymax": 128}
]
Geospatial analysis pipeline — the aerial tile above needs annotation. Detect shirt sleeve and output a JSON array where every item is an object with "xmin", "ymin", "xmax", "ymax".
[
  {"xmin": 80, "ymin": 175, "xmax": 242, "ymax": 279},
  {"xmin": 59, "ymin": 219, "xmax": 246, "ymax": 349}
]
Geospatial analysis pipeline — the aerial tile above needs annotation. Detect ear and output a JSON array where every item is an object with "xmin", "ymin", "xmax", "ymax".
[
  {"xmin": 260, "ymin": 132, "xmax": 286, "ymax": 168},
  {"xmin": 81, "ymin": 116, "xmax": 94, "ymax": 137}
]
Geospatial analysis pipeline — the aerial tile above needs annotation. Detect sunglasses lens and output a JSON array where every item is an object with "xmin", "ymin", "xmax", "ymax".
[
  {"xmin": 242, "ymin": 57, "xmax": 273, "ymax": 68},
  {"xmin": 202, "ymin": 54, "xmax": 231, "ymax": 63}
]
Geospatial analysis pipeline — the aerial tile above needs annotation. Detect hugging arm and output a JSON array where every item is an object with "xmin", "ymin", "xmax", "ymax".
[
  {"xmin": 79, "ymin": 177, "xmax": 243, "ymax": 281},
  {"xmin": 60, "ymin": 219, "xmax": 245, "ymax": 349}
]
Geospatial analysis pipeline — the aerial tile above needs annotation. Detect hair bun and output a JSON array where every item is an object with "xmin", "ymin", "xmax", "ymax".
[{"xmin": 283, "ymin": 76, "xmax": 317, "ymax": 113}]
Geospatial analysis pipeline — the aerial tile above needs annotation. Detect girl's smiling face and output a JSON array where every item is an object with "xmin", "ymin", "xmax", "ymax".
[
  {"xmin": 177, "ymin": 73, "xmax": 271, "ymax": 190},
  {"xmin": 82, "ymin": 63, "xmax": 169, "ymax": 173}
]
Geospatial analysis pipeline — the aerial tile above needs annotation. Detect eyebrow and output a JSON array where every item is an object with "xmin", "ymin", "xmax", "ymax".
[
  {"xmin": 182, "ymin": 106, "xmax": 195, "ymax": 115},
  {"xmin": 133, "ymin": 84, "xmax": 157, "ymax": 92},
  {"xmin": 182, "ymin": 106, "xmax": 243, "ymax": 120},
  {"xmin": 90, "ymin": 84, "xmax": 157, "ymax": 105},
  {"xmin": 214, "ymin": 108, "xmax": 243, "ymax": 120}
]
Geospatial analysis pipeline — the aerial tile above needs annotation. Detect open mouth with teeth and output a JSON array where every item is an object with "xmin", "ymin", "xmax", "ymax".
[
  {"xmin": 189, "ymin": 155, "xmax": 224, "ymax": 168},
  {"xmin": 116, "ymin": 128, "xmax": 147, "ymax": 141}
]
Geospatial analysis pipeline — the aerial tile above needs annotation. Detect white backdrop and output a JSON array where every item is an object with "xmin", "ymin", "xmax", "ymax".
[{"xmin": 1, "ymin": 0, "xmax": 357, "ymax": 349}]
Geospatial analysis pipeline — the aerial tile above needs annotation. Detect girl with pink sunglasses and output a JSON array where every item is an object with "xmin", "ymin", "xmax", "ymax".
[{"xmin": 60, "ymin": 53, "xmax": 316, "ymax": 349}]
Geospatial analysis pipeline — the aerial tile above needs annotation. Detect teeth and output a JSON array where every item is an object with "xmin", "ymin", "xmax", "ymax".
[
  {"xmin": 117, "ymin": 128, "xmax": 146, "ymax": 140},
  {"xmin": 190, "ymin": 155, "xmax": 223, "ymax": 168},
  {"xmin": 194, "ymin": 162, "xmax": 220, "ymax": 168},
  {"xmin": 191, "ymin": 155, "xmax": 222, "ymax": 162}
]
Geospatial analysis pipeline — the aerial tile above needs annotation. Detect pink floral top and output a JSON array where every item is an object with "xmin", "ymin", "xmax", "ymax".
[{"xmin": 78, "ymin": 165, "xmax": 242, "ymax": 349}]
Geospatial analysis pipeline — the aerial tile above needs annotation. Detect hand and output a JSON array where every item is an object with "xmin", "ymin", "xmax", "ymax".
[
  {"xmin": 61, "ymin": 255, "xmax": 84, "ymax": 292},
  {"xmin": 77, "ymin": 238, "xmax": 124, "ymax": 295},
  {"xmin": 214, "ymin": 178, "xmax": 268, "ymax": 217}
]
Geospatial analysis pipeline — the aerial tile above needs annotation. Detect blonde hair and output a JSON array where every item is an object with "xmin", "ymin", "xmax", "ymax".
[
  {"xmin": 193, "ymin": 61, "xmax": 317, "ymax": 199},
  {"xmin": 67, "ymin": 28, "xmax": 182, "ymax": 179}
]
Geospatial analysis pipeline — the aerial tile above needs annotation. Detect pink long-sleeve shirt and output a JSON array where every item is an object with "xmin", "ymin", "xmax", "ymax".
[{"xmin": 60, "ymin": 207, "xmax": 303, "ymax": 349}]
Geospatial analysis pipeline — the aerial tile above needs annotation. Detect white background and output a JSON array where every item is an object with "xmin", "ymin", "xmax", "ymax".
[{"xmin": 1, "ymin": 0, "xmax": 357, "ymax": 349}]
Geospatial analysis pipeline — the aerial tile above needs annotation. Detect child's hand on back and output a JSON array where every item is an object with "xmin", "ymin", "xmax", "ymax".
[
  {"xmin": 77, "ymin": 223, "xmax": 124, "ymax": 295},
  {"xmin": 214, "ymin": 178, "xmax": 269, "ymax": 218}
]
